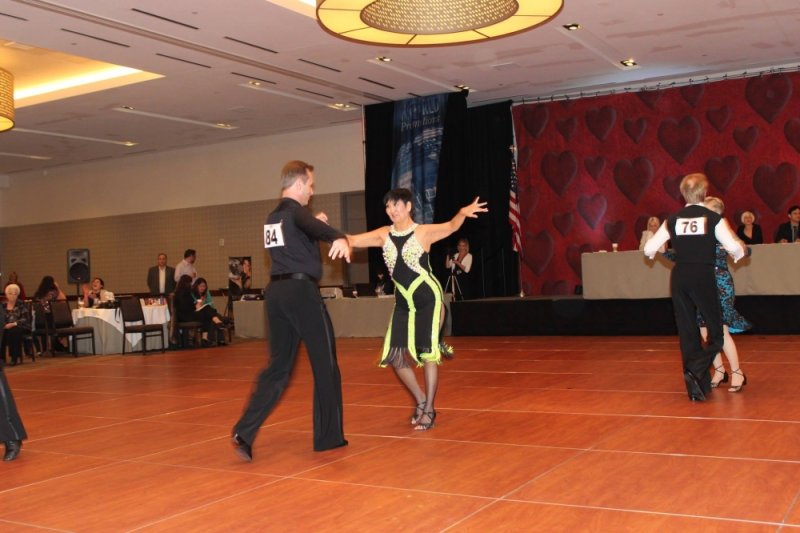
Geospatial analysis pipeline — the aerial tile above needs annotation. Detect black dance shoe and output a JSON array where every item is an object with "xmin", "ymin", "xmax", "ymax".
[
  {"xmin": 683, "ymin": 371, "xmax": 706, "ymax": 402},
  {"xmin": 4, "ymin": 440, "xmax": 22, "ymax": 461},
  {"xmin": 232, "ymin": 434, "xmax": 252, "ymax": 462}
]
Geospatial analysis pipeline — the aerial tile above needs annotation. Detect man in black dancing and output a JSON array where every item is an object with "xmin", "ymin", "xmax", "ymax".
[
  {"xmin": 233, "ymin": 160, "xmax": 351, "ymax": 461},
  {"xmin": 644, "ymin": 173, "xmax": 744, "ymax": 401}
]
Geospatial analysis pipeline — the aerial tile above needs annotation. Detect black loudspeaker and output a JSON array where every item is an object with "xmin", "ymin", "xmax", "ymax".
[{"xmin": 67, "ymin": 249, "xmax": 90, "ymax": 284}]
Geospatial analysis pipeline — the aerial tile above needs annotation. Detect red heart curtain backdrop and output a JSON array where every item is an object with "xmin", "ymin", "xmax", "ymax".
[{"xmin": 512, "ymin": 72, "xmax": 800, "ymax": 296}]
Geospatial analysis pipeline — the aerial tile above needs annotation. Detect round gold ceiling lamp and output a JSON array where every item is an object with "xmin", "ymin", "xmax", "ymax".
[
  {"xmin": 317, "ymin": 0, "xmax": 564, "ymax": 47},
  {"xmin": 0, "ymin": 67, "xmax": 15, "ymax": 132}
]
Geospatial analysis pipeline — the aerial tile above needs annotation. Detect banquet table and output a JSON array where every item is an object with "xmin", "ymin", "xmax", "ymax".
[
  {"xmin": 233, "ymin": 295, "xmax": 451, "ymax": 339},
  {"xmin": 71, "ymin": 303, "xmax": 170, "ymax": 354},
  {"xmin": 581, "ymin": 243, "xmax": 800, "ymax": 299}
]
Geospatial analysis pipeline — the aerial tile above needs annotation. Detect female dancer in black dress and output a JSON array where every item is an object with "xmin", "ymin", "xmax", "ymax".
[{"xmin": 347, "ymin": 189, "xmax": 487, "ymax": 430}]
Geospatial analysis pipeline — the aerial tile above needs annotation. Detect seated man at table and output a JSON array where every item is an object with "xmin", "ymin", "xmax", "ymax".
[
  {"xmin": 774, "ymin": 205, "xmax": 800, "ymax": 243},
  {"xmin": 147, "ymin": 253, "xmax": 176, "ymax": 296}
]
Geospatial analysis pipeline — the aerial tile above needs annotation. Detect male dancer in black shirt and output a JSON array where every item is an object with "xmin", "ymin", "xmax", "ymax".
[
  {"xmin": 233, "ymin": 160, "xmax": 351, "ymax": 460},
  {"xmin": 644, "ymin": 173, "xmax": 744, "ymax": 401}
]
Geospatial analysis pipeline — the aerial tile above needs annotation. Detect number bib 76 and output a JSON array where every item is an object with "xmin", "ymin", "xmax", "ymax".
[
  {"xmin": 675, "ymin": 216, "xmax": 707, "ymax": 236},
  {"xmin": 264, "ymin": 222, "xmax": 285, "ymax": 248}
]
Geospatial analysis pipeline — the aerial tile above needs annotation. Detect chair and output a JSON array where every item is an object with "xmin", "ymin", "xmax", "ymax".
[
  {"xmin": 31, "ymin": 301, "xmax": 53, "ymax": 356},
  {"xmin": 20, "ymin": 300, "xmax": 36, "ymax": 363},
  {"xmin": 166, "ymin": 293, "xmax": 203, "ymax": 348},
  {"xmin": 120, "ymin": 298, "xmax": 165, "ymax": 355},
  {"xmin": 51, "ymin": 300, "xmax": 95, "ymax": 356}
]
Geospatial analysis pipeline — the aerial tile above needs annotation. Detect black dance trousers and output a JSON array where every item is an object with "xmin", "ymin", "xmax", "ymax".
[
  {"xmin": 670, "ymin": 263, "xmax": 724, "ymax": 392},
  {"xmin": 0, "ymin": 368, "xmax": 27, "ymax": 442},
  {"xmin": 233, "ymin": 279, "xmax": 346, "ymax": 451},
  {"xmin": 1, "ymin": 326, "xmax": 24, "ymax": 362}
]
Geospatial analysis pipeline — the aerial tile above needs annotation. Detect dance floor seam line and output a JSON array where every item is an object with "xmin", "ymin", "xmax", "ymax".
[{"xmin": 495, "ymin": 498, "xmax": 800, "ymax": 528}]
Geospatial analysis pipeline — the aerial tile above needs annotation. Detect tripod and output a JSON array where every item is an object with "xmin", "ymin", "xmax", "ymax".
[{"xmin": 444, "ymin": 264, "xmax": 462, "ymax": 301}]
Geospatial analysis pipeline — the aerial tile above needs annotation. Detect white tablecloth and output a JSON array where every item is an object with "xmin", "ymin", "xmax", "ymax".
[
  {"xmin": 581, "ymin": 243, "xmax": 800, "ymax": 299},
  {"xmin": 71, "ymin": 304, "xmax": 169, "ymax": 354}
]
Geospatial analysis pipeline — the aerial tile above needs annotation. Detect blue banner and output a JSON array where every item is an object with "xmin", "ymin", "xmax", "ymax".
[{"xmin": 391, "ymin": 93, "xmax": 449, "ymax": 224}]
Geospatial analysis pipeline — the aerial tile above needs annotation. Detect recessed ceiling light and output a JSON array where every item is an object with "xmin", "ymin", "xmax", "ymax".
[
  {"xmin": 455, "ymin": 84, "xmax": 470, "ymax": 91},
  {"xmin": 620, "ymin": 58, "xmax": 638, "ymax": 67},
  {"xmin": 328, "ymin": 103, "xmax": 359, "ymax": 111},
  {"xmin": 563, "ymin": 23, "xmax": 581, "ymax": 31},
  {"xmin": 377, "ymin": 56, "xmax": 392, "ymax": 62}
]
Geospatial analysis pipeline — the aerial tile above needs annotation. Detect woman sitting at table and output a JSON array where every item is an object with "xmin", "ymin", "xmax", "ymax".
[
  {"xmin": 736, "ymin": 210, "xmax": 763, "ymax": 245},
  {"xmin": 33, "ymin": 276, "xmax": 68, "ymax": 352},
  {"xmin": 175, "ymin": 276, "xmax": 226, "ymax": 347},
  {"xmin": 639, "ymin": 216, "xmax": 667, "ymax": 253},
  {"xmin": 2, "ymin": 284, "xmax": 31, "ymax": 366},
  {"xmin": 81, "ymin": 277, "xmax": 110, "ymax": 307}
]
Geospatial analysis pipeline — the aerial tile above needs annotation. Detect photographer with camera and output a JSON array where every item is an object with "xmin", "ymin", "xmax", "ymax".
[{"xmin": 445, "ymin": 237, "xmax": 472, "ymax": 300}]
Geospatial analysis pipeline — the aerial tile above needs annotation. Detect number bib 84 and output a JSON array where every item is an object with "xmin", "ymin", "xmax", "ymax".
[{"xmin": 264, "ymin": 222, "xmax": 285, "ymax": 248}]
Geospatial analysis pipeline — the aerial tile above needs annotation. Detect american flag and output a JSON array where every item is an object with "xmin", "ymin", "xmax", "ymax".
[{"xmin": 509, "ymin": 147, "xmax": 522, "ymax": 254}]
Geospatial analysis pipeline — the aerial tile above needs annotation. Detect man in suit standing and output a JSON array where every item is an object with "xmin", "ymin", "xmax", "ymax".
[
  {"xmin": 774, "ymin": 205, "xmax": 800, "ymax": 243},
  {"xmin": 147, "ymin": 253, "xmax": 176, "ymax": 295},
  {"xmin": 644, "ymin": 173, "xmax": 745, "ymax": 401}
]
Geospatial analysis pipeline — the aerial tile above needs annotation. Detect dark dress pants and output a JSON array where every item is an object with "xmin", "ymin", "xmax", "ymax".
[
  {"xmin": 0, "ymin": 367, "xmax": 27, "ymax": 442},
  {"xmin": 233, "ymin": 279, "xmax": 346, "ymax": 451},
  {"xmin": 671, "ymin": 263, "xmax": 724, "ymax": 393},
  {"xmin": 1, "ymin": 326, "xmax": 25, "ymax": 363}
]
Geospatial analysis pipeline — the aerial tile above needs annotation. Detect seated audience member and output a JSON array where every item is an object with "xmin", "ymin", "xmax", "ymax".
[
  {"xmin": 174, "ymin": 275, "xmax": 226, "ymax": 347},
  {"xmin": 32, "ymin": 276, "xmax": 67, "ymax": 314},
  {"xmin": 736, "ymin": 210, "xmax": 763, "ymax": 245},
  {"xmin": 147, "ymin": 253, "xmax": 176, "ymax": 295},
  {"xmin": 774, "ymin": 205, "xmax": 800, "ymax": 243},
  {"xmin": 639, "ymin": 216, "xmax": 666, "ymax": 253},
  {"xmin": 3, "ymin": 272, "xmax": 26, "ymax": 300},
  {"xmin": 228, "ymin": 257, "xmax": 252, "ymax": 301},
  {"xmin": 2, "ymin": 284, "xmax": 31, "ymax": 366},
  {"xmin": 32, "ymin": 276, "xmax": 68, "ymax": 352},
  {"xmin": 174, "ymin": 249, "xmax": 198, "ymax": 283},
  {"xmin": 82, "ymin": 277, "xmax": 110, "ymax": 307}
]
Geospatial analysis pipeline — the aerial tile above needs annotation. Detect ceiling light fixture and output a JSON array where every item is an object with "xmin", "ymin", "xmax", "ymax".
[
  {"xmin": 317, "ymin": 0, "xmax": 564, "ymax": 47},
  {"xmin": 241, "ymin": 82, "xmax": 356, "ymax": 110},
  {"xmin": 377, "ymin": 56, "xmax": 392, "ymax": 62},
  {"xmin": 328, "ymin": 103, "xmax": 359, "ymax": 111},
  {"xmin": 563, "ymin": 23, "xmax": 581, "ymax": 31},
  {"xmin": 0, "ymin": 68, "xmax": 15, "ymax": 132},
  {"xmin": 620, "ymin": 58, "xmax": 638, "ymax": 67},
  {"xmin": 12, "ymin": 128, "xmax": 138, "ymax": 146},
  {"xmin": 112, "ymin": 106, "xmax": 238, "ymax": 130},
  {"xmin": 0, "ymin": 151, "xmax": 52, "ymax": 160}
]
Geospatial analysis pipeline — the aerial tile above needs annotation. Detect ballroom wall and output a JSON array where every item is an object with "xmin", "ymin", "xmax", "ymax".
[
  {"xmin": 512, "ymin": 72, "xmax": 800, "ymax": 296},
  {"xmin": 0, "ymin": 121, "xmax": 365, "ymax": 294}
]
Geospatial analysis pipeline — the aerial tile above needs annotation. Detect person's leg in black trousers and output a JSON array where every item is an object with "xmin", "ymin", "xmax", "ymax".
[
  {"xmin": 672, "ymin": 265, "xmax": 723, "ymax": 396},
  {"xmin": 295, "ymin": 285, "xmax": 346, "ymax": 451},
  {"xmin": 2, "ymin": 327, "xmax": 24, "ymax": 365},
  {"xmin": 233, "ymin": 283, "xmax": 300, "ymax": 447}
]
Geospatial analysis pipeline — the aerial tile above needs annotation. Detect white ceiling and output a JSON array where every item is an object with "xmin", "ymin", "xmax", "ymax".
[{"xmin": 1, "ymin": 0, "xmax": 799, "ymax": 175}]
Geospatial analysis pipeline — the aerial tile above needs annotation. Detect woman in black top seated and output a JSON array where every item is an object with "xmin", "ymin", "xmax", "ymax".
[
  {"xmin": 736, "ymin": 210, "xmax": 763, "ymax": 245},
  {"xmin": 2, "ymin": 284, "xmax": 31, "ymax": 366},
  {"xmin": 174, "ymin": 275, "xmax": 226, "ymax": 346}
]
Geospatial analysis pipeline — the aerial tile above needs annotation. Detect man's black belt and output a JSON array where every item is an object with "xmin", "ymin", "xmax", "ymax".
[{"xmin": 270, "ymin": 273, "xmax": 318, "ymax": 283}]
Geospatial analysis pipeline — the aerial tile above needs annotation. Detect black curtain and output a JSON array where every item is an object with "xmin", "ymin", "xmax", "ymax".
[{"xmin": 364, "ymin": 94, "xmax": 518, "ymax": 298}]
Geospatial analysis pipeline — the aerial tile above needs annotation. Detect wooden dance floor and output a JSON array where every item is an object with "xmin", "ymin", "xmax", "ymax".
[{"xmin": 3, "ymin": 335, "xmax": 800, "ymax": 531}]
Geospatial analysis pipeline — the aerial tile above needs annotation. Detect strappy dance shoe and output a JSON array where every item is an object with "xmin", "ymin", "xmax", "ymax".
[
  {"xmin": 729, "ymin": 369, "xmax": 747, "ymax": 393},
  {"xmin": 411, "ymin": 400, "xmax": 426, "ymax": 425},
  {"xmin": 414, "ymin": 411, "xmax": 436, "ymax": 431},
  {"xmin": 710, "ymin": 365, "xmax": 729, "ymax": 388}
]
